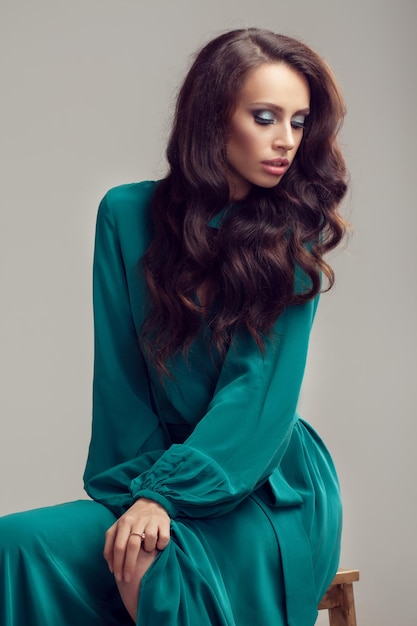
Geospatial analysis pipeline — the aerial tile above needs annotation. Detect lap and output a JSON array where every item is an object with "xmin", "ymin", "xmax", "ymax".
[{"xmin": 0, "ymin": 482, "xmax": 340, "ymax": 626}]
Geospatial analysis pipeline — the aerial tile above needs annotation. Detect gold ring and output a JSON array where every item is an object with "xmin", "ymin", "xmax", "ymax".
[{"xmin": 129, "ymin": 532, "xmax": 146, "ymax": 539}]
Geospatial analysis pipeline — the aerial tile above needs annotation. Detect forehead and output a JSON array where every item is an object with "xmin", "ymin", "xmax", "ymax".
[{"xmin": 237, "ymin": 62, "xmax": 310, "ymax": 110}]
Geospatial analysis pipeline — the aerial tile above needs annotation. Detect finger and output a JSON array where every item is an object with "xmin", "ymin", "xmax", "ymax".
[
  {"xmin": 103, "ymin": 523, "xmax": 117, "ymax": 573},
  {"xmin": 112, "ymin": 520, "xmax": 133, "ymax": 583},
  {"xmin": 123, "ymin": 532, "xmax": 144, "ymax": 582},
  {"xmin": 156, "ymin": 522, "xmax": 171, "ymax": 551},
  {"xmin": 141, "ymin": 523, "xmax": 159, "ymax": 553}
]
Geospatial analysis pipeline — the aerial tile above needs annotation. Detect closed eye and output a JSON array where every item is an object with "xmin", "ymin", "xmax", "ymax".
[
  {"xmin": 253, "ymin": 111, "xmax": 276, "ymax": 125},
  {"xmin": 291, "ymin": 115, "xmax": 307, "ymax": 130}
]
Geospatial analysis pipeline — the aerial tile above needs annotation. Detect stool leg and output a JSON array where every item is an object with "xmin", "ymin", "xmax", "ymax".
[{"xmin": 328, "ymin": 583, "xmax": 357, "ymax": 626}]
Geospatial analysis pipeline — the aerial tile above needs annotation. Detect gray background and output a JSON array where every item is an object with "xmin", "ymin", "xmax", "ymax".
[{"xmin": 1, "ymin": 1, "xmax": 415, "ymax": 624}]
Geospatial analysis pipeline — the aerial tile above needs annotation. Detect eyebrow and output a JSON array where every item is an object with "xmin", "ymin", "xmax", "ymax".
[{"xmin": 250, "ymin": 102, "xmax": 311, "ymax": 116}]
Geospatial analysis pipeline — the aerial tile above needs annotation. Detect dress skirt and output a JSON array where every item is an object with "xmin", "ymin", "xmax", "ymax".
[{"xmin": 0, "ymin": 421, "xmax": 342, "ymax": 626}]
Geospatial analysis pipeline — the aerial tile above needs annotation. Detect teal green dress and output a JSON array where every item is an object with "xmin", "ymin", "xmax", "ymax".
[{"xmin": 0, "ymin": 181, "xmax": 342, "ymax": 626}]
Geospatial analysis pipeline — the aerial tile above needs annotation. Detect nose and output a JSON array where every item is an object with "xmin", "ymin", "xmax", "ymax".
[{"xmin": 273, "ymin": 122, "xmax": 296, "ymax": 151}]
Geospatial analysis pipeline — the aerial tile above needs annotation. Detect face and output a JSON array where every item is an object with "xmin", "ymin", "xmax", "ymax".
[{"xmin": 225, "ymin": 63, "xmax": 310, "ymax": 200}]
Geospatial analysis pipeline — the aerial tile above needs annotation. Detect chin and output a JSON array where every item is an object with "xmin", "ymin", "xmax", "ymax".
[{"xmin": 256, "ymin": 179, "xmax": 282, "ymax": 190}]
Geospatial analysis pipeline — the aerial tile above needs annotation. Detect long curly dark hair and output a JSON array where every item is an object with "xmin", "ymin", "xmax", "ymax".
[{"xmin": 141, "ymin": 28, "xmax": 348, "ymax": 373}]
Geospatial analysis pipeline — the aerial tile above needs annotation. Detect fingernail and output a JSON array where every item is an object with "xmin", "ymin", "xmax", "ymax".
[
  {"xmin": 125, "ymin": 573, "xmax": 131, "ymax": 583},
  {"xmin": 115, "ymin": 572, "xmax": 122, "ymax": 582}
]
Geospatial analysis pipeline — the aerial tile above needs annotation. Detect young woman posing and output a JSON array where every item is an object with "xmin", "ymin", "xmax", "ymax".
[{"xmin": 0, "ymin": 28, "xmax": 348, "ymax": 626}]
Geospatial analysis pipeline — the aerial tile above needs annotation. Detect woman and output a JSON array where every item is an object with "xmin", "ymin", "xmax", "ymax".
[{"xmin": 0, "ymin": 28, "xmax": 348, "ymax": 626}]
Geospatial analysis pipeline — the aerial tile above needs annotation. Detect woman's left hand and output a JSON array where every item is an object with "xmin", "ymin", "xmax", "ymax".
[{"xmin": 103, "ymin": 498, "xmax": 171, "ymax": 583}]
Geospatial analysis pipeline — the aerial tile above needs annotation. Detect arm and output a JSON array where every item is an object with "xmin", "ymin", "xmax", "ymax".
[{"xmin": 130, "ymin": 294, "xmax": 319, "ymax": 518}]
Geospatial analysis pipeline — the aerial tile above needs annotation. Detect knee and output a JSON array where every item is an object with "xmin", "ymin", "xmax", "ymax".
[
  {"xmin": 0, "ymin": 510, "xmax": 31, "ymax": 547},
  {"xmin": 0, "ymin": 509, "xmax": 44, "ymax": 554}
]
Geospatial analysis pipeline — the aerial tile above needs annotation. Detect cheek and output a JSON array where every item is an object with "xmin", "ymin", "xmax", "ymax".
[{"xmin": 228, "ymin": 127, "xmax": 260, "ymax": 159}]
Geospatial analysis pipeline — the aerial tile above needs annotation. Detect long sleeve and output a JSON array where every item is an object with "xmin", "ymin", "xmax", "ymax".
[
  {"xmin": 131, "ymin": 295, "xmax": 319, "ymax": 519},
  {"xmin": 83, "ymin": 183, "xmax": 166, "ymax": 517}
]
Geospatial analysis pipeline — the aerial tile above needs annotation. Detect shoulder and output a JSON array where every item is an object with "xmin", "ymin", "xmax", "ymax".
[
  {"xmin": 98, "ymin": 180, "xmax": 158, "ymax": 224},
  {"xmin": 96, "ymin": 180, "xmax": 159, "ymax": 248}
]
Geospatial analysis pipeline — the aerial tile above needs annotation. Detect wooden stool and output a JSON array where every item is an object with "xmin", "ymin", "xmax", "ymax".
[{"xmin": 318, "ymin": 569, "xmax": 360, "ymax": 625}]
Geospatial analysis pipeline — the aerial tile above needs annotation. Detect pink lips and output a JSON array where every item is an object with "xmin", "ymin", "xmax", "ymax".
[{"xmin": 261, "ymin": 158, "xmax": 289, "ymax": 177}]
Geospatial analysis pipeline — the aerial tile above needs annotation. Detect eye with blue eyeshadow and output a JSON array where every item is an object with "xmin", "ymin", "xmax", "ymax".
[
  {"xmin": 291, "ymin": 115, "xmax": 307, "ymax": 129},
  {"xmin": 253, "ymin": 110, "xmax": 276, "ymax": 125}
]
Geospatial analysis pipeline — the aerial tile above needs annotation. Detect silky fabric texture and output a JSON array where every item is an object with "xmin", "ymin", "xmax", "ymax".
[{"xmin": 0, "ymin": 181, "xmax": 342, "ymax": 625}]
